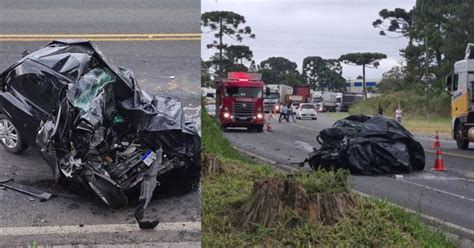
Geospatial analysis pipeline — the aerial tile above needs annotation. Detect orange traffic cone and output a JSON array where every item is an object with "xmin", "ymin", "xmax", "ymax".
[
  {"xmin": 432, "ymin": 131, "xmax": 441, "ymax": 149},
  {"xmin": 432, "ymin": 148, "xmax": 446, "ymax": 171},
  {"xmin": 266, "ymin": 118, "xmax": 273, "ymax": 132}
]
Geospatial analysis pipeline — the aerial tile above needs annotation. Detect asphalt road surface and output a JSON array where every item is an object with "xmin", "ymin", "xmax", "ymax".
[
  {"xmin": 0, "ymin": 1, "xmax": 200, "ymax": 247},
  {"xmin": 224, "ymin": 113, "xmax": 474, "ymax": 239}
]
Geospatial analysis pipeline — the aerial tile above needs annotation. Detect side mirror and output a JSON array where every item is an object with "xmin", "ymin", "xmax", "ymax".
[
  {"xmin": 265, "ymin": 87, "xmax": 270, "ymax": 96},
  {"xmin": 445, "ymin": 75, "xmax": 453, "ymax": 96}
]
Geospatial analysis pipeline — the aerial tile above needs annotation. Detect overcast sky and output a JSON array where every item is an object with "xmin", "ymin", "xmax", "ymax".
[{"xmin": 201, "ymin": 0, "xmax": 416, "ymax": 80}]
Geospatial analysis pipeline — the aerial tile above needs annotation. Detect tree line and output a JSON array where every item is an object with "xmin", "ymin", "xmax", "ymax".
[
  {"xmin": 202, "ymin": 0, "xmax": 473, "ymax": 97},
  {"xmin": 374, "ymin": 0, "xmax": 473, "ymax": 93},
  {"xmin": 201, "ymin": 11, "xmax": 386, "ymax": 93}
]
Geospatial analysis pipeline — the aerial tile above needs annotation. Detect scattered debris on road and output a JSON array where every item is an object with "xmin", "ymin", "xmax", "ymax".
[
  {"xmin": 0, "ymin": 40, "xmax": 201, "ymax": 229},
  {"xmin": 0, "ymin": 178, "xmax": 55, "ymax": 202},
  {"xmin": 306, "ymin": 114, "xmax": 425, "ymax": 174}
]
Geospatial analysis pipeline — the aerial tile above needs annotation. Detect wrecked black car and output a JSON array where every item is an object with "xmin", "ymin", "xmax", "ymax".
[
  {"xmin": 0, "ymin": 40, "xmax": 200, "ymax": 228},
  {"xmin": 306, "ymin": 114, "xmax": 425, "ymax": 175}
]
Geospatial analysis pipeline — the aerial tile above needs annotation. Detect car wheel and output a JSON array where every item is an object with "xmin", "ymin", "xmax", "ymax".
[
  {"xmin": 0, "ymin": 114, "xmax": 28, "ymax": 154},
  {"xmin": 312, "ymin": 118, "xmax": 317, "ymax": 120},
  {"xmin": 256, "ymin": 126, "xmax": 264, "ymax": 132},
  {"xmin": 455, "ymin": 123, "xmax": 469, "ymax": 149}
]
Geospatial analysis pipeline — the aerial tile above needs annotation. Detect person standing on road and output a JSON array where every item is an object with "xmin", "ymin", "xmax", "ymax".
[
  {"xmin": 279, "ymin": 104, "xmax": 289, "ymax": 122},
  {"xmin": 395, "ymin": 105, "xmax": 403, "ymax": 123},
  {"xmin": 287, "ymin": 102, "xmax": 296, "ymax": 122}
]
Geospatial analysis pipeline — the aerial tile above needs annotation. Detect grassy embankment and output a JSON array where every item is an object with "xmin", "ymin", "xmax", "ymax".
[
  {"xmin": 201, "ymin": 110, "xmax": 454, "ymax": 247},
  {"xmin": 330, "ymin": 91, "xmax": 451, "ymax": 136}
]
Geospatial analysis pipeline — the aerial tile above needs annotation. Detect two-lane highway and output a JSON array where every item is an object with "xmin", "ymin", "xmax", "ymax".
[{"xmin": 224, "ymin": 113, "xmax": 474, "ymax": 238}]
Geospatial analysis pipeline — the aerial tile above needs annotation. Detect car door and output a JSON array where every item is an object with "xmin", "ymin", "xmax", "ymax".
[{"xmin": 0, "ymin": 60, "xmax": 68, "ymax": 146}]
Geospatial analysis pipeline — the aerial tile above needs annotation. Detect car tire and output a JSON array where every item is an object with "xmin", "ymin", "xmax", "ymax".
[
  {"xmin": 312, "ymin": 118, "xmax": 317, "ymax": 120},
  {"xmin": 256, "ymin": 126, "xmax": 264, "ymax": 132},
  {"xmin": 0, "ymin": 113, "xmax": 28, "ymax": 154},
  {"xmin": 455, "ymin": 123, "xmax": 469, "ymax": 149}
]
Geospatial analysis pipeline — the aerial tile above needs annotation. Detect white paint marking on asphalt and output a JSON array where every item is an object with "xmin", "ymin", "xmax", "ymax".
[
  {"xmin": 232, "ymin": 145, "xmax": 299, "ymax": 172},
  {"xmin": 400, "ymin": 179, "xmax": 474, "ymax": 203},
  {"xmin": 288, "ymin": 123, "xmax": 320, "ymax": 132},
  {"xmin": 407, "ymin": 172, "xmax": 474, "ymax": 183},
  {"xmin": 415, "ymin": 135, "xmax": 456, "ymax": 144},
  {"xmin": 0, "ymin": 222, "xmax": 200, "ymax": 237},
  {"xmin": 424, "ymin": 149, "xmax": 474, "ymax": 160},
  {"xmin": 294, "ymin": 140, "xmax": 315, "ymax": 152},
  {"xmin": 53, "ymin": 242, "xmax": 201, "ymax": 248},
  {"xmin": 352, "ymin": 189, "xmax": 474, "ymax": 238}
]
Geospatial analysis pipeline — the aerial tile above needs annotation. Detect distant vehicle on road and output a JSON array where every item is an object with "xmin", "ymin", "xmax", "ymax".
[
  {"xmin": 263, "ymin": 84, "xmax": 292, "ymax": 113},
  {"xmin": 446, "ymin": 43, "xmax": 474, "ymax": 149},
  {"xmin": 290, "ymin": 102, "xmax": 301, "ymax": 114},
  {"xmin": 205, "ymin": 104, "xmax": 216, "ymax": 117},
  {"xmin": 322, "ymin": 91, "xmax": 341, "ymax": 112},
  {"xmin": 296, "ymin": 103, "xmax": 318, "ymax": 120},
  {"xmin": 215, "ymin": 72, "xmax": 265, "ymax": 132},
  {"xmin": 293, "ymin": 85, "xmax": 311, "ymax": 103},
  {"xmin": 340, "ymin": 92, "xmax": 365, "ymax": 112}
]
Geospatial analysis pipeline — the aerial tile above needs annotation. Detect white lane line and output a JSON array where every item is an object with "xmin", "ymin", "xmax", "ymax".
[
  {"xmin": 294, "ymin": 140, "xmax": 316, "ymax": 152},
  {"xmin": 401, "ymin": 179, "xmax": 474, "ymax": 203},
  {"xmin": 415, "ymin": 135, "xmax": 456, "ymax": 144},
  {"xmin": 352, "ymin": 189, "xmax": 474, "ymax": 238},
  {"xmin": 232, "ymin": 145, "xmax": 299, "ymax": 172},
  {"xmin": 0, "ymin": 222, "xmax": 200, "ymax": 237}
]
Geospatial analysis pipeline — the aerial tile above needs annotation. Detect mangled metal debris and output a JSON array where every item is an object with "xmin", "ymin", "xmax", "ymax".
[
  {"xmin": 0, "ymin": 40, "xmax": 200, "ymax": 228},
  {"xmin": 0, "ymin": 178, "xmax": 55, "ymax": 202},
  {"xmin": 306, "ymin": 115, "xmax": 425, "ymax": 174}
]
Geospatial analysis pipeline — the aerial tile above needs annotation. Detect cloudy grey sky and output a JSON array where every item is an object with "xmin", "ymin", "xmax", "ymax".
[{"xmin": 201, "ymin": 0, "xmax": 416, "ymax": 80}]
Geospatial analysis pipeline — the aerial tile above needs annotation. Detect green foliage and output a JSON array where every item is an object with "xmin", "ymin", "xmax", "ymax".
[
  {"xmin": 339, "ymin": 53, "xmax": 387, "ymax": 96},
  {"xmin": 259, "ymin": 57, "xmax": 303, "ymax": 86},
  {"xmin": 339, "ymin": 53, "xmax": 387, "ymax": 67},
  {"xmin": 201, "ymin": 59, "xmax": 213, "ymax": 87},
  {"xmin": 225, "ymin": 45, "xmax": 253, "ymax": 64},
  {"xmin": 373, "ymin": 8, "xmax": 413, "ymax": 38},
  {"xmin": 201, "ymin": 108, "xmax": 243, "ymax": 161},
  {"xmin": 202, "ymin": 107, "xmax": 454, "ymax": 247},
  {"xmin": 374, "ymin": 1, "xmax": 474, "ymax": 90},
  {"xmin": 302, "ymin": 56, "xmax": 346, "ymax": 91},
  {"xmin": 348, "ymin": 90, "xmax": 451, "ymax": 118},
  {"xmin": 296, "ymin": 169, "xmax": 349, "ymax": 194},
  {"xmin": 377, "ymin": 66, "xmax": 406, "ymax": 93},
  {"xmin": 201, "ymin": 11, "xmax": 255, "ymax": 77}
]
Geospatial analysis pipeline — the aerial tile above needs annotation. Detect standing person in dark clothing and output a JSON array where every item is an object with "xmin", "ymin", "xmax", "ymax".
[
  {"xmin": 377, "ymin": 104, "xmax": 384, "ymax": 115},
  {"xmin": 279, "ymin": 104, "xmax": 289, "ymax": 122}
]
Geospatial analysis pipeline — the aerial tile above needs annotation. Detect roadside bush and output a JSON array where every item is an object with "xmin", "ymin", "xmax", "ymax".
[{"xmin": 349, "ymin": 90, "xmax": 450, "ymax": 118}]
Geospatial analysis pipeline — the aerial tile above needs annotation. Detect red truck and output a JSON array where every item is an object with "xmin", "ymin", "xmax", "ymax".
[
  {"xmin": 293, "ymin": 85, "xmax": 311, "ymax": 103},
  {"xmin": 215, "ymin": 72, "xmax": 265, "ymax": 132}
]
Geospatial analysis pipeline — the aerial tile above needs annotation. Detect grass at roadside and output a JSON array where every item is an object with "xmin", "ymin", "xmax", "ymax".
[
  {"xmin": 202, "ymin": 110, "xmax": 455, "ymax": 247},
  {"xmin": 328, "ymin": 112, "xmax": 450, "ymax": 136},
  {"xmin": 402, "ymin": 117, "xmax": 451, "ymax": 135}
]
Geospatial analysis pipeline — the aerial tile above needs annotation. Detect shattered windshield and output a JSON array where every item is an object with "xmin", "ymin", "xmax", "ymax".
[{"xmin": 66, "ymin": 68, "xmax": 116, "ymax": 112}]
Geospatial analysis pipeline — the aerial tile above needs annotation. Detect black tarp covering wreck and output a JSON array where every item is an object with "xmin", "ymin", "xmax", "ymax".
[
  {"xmin": 2, "ymin": 40, "xmax": 200, "ymax": 228},
  {"xmin": 306, "ymin": 115, "xmax": 425, "ymax": 174}
]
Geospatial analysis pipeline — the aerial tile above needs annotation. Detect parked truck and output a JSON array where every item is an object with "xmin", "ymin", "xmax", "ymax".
[
  {"xmin": 311, "ymin": 91, "xmax": 324, "ymax": 111},
  {"xmin": 293, "ymin": 85, "xmax": 311, "ymax": 103},
  {"xmin": 446, "ymin": 43, "xmax": 474, "ymax": 149},
  {"xmin": 340, "ymin": 92, "xmax": 365, "ymax": 112},
  {"xmin": 215, "ymin": 72, "xmax": 265, "ymax": 132},
  {"xmin": 322, "ymin": 91, "xmax": 342, "ymax": 112},
  {"xmin": 263, "ymin": 84, "xmax": 293, "ymax": 113}
]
